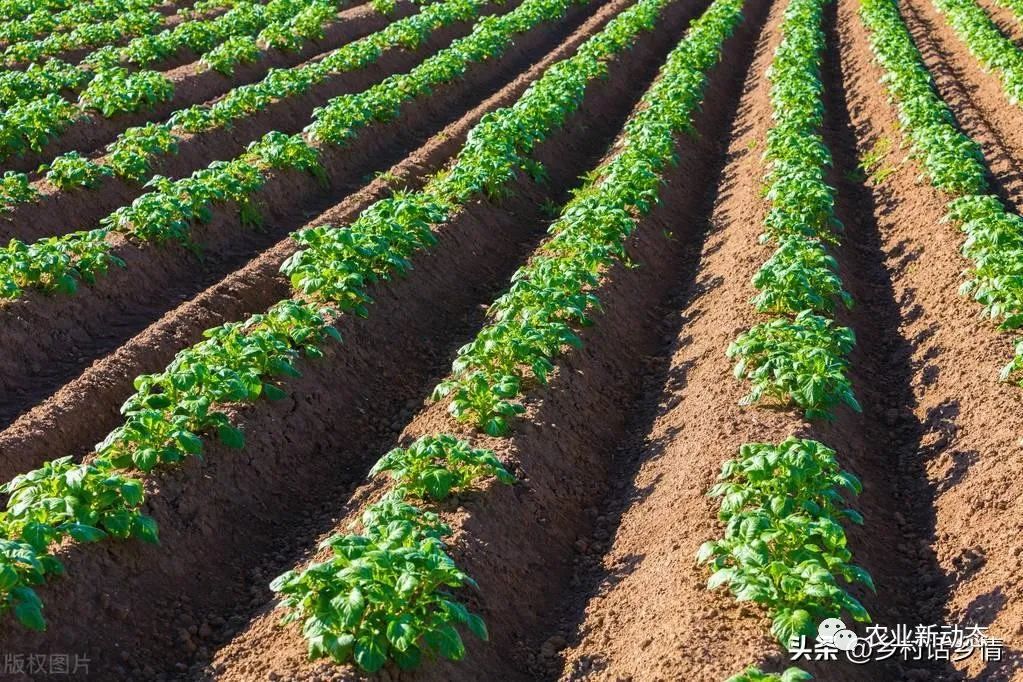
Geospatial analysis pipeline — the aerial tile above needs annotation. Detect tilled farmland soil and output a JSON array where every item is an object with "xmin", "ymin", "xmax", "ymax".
[{"xmin": 2, "ymin": 0, "xmax": 1023, "ymax": 678}]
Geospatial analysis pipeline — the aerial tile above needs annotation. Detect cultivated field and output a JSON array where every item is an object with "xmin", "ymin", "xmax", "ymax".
[{"xmin": 0, "ymin": 0, "xmax": 1021, "ymax": 678}]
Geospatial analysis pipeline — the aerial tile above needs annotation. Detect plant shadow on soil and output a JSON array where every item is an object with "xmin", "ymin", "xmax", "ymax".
[
  {"xmin": 962, "ymin": 587, "xmax": 1023, "ymax": 680},
  {"xmin": 534, "ymin": 10, "xmax": 774, "ymax": 677},
  {"xmin": 818, "ymin": 2, "xmax": 957, "ymax": 678},
  {"xmin": 823, "ymin": 0, "xmax": 1023, "ymax": 678}
]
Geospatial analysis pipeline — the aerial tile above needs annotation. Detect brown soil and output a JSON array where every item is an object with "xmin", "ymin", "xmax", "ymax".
[
  {"xmin": 0, "ymin": 0, "xmax": 711, "ymax": 677},
  {"xmin": 2, "ymin": 0, "xmax": 1023, "ymax": 677},
  {"xmin": 0, "ymin": 0, "xmax": 597, "ymax": 434},
  {"xmin": 1, "ymin": 0, "xmax": 391, "ymax": 173},
  {"xmin": 838, "ymin": 0, "xmax": 1023, "ymax": 679},
  {"xmin": 550, "ymin": 0, "xmax": 1020, "ymax": 678},
  {"xmin": 204, "ymin": 2, "xmax": 771, "ymax": 678}
]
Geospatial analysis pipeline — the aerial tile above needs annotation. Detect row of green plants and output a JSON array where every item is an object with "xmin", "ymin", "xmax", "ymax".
[
  {"xmin": 0, "ymin": 0, "xmax": 579, "ymax": 299},
  {"xmin": 0, "ymin": 0, "xmax": 371, "ymax": 162},
  {"xmin": 0, "ymin": 0, "xmax": 180, "ymax": 20},
  {"xmin": 0, "ymin": 0, "xmax": 477, "ymax": 213},
  {"xmin": 0, "ymin": 0, "xmax": 672, "ymax": 636},
  {"xmin": 0, "ymin": 0, "xmax": 312, "ymax": 84},
  {"xmin": 275, "ymin": 0, "xmax": 748, "ymax": 670},
  {"xmin": 273, "ymin": 438, "xmax": 509, "ymax": 671},
  {"xmin": 0, "ymin": 0, "xmax": 81, "ymax": 20},
  {"xmin": 431, "ymin": 0, "xmax": 745, "ymax": 436},
  {"xmin": 88, "ymin": 0, "xmax": 332, "ymax": 69},
  {"xmin": 859, "ymin": 0, "xmax": 1023, "ymax": 384},
  {"xmin": 0, "ymin": 8, "xmax": 165, "ymax": 64},
  {"xmin": 182, "ymin": 0, "xmax": 253, "ymax": 17},
  {"xmin": 0, "ymin": 60, "xmax": 93, "ymax": 109},
  {"xmin": 706, "ymin": 0, "xmax": 871, "ymax": 678},
  {"xmin": 0, "ymin": 0, "xmax": 161, "ymax": 44},
  {"xmin": 931, "ymin": 0, "xmax": 1023, "ymax": 105},
  {"xmin": 726, "ymin": 0, "xmax": 859, "ymax": 420}
]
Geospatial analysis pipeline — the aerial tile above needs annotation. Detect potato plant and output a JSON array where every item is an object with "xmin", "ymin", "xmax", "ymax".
[
  {"xmin": 0, "ymin": 0, "xmax": 684, "ymax": 647},
  {"xmin": 0, "ymin": 0, "xmax": 160, "ymax": 42},
  {"xmin": 698, "ymin": 438, "xmax": 873, "ymax": 645},
  {"xmin": 0, "ymin": 0, "xmax": 535, "ymax": 286},
  {"xmin": 1, "ymin": 9, "xmax": 163, "ymax": 65},
  {"xmin": 0, "ymin": 171, "xmax": 37, "ymax": 211},
  {"xmin": 726, "ymin": 667, "xmax": 813, "ymax": 682},
  {"xmin": 0, "ymin": 0, "xmax": 484, "ymax": 214},
  {"xmin": 40, "ymin": 151, "xmax": 113, "ymax": 190},
  {"xmin": 0, "ymin": 0, "xmax": 375, "ymax": 166},
  {"xmin": 727, "ymin": 311, "xmax": 860, "ymax": 420},
  {"xmin": 271, "ymin": 495, "xmax": 487, "ymax": 672},
  {"xmin": 931, "ymin": 0, "xmax": 1023, "ymax": 105},
  {"xmin": 370, "ymin": 434, "xmax": 515, "ymax": 500}
]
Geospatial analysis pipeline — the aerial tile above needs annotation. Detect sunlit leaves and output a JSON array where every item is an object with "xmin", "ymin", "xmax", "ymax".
[
  {"xmin": 428, "ymin": 0, "xmax": 744, "ymax": 433},
  {"xmin": 728, "ymin": 311, "xmax": 860, "ymax": 420},
  {"xmin": 726, "ymin": 667, "xmax": 813, "ymax": 682},
  {"xmin": 370, "ymin": 434, "xmax": 515, "ymax": 501},
  {"xmin": 699, "ymin": 439, "xmax": 872, "ymax": 647},
  {"xmin": 731, "ymin": 0, "xmax": 860, "ymax": 419},
  {"xmin": 272, "ymin": 495, "xmax": 485, "ymax": 672}
]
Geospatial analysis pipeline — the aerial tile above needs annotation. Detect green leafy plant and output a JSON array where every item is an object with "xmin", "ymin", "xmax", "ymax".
[
  {"xmin": 0, "ymin": 0, "xmax": 685, "ymax": 637},
  {"xmin": 931, "ymin": 0, "xmax": 1023, "ymax": 105},
  {"xmin": 730, "ymin": 0, "xmax": 859, "ymax": 420},
  {"xmin": 271, "ymin": 495, "xmax": 486, "ymax": 672},
  {"xmin": 751, "ymin": 236, "xmax": 851, "ymax": 314},
  {"xmin": 370, "ymin": 434, "xmax": 514, "ymax": 500},
  {"xmin": 201, "ymin": 35, "xmax": 260, "ymax": 75},
  {"xmin": 0, "ymin": 171, "xmax": 37, "ymax": 211},
  {"xmin": 2, "ymin": 9, "xmax": 162, "ymax": 65},
  {"xmin": 726, "ymin": 667, "xmax": 813, "ymax": 682},
  {"xmin": 728, "ymin": 311, "xmax": 860, "ymax": 419},
  {"xmin": 41, "ymin": 151, "xmax": 113, "ymax": 190},
  {"xmin": 699, "ymin": 438, "xmax": 872, "ymax": 645},
  {"xmin": 0, "ymin": 456, "xmax": 156, "ymax": 630},
  {"xmin": 78, "ymin": 67, "xmax": 174, "ymax": 117},
  {"xmin": 859, "ymin": 0, "xmax": 1023, "ymax": 381}
]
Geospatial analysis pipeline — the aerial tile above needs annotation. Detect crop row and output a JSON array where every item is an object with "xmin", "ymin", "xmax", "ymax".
[
  {"xmin": 859, "ymin": 0, "xmax": 1023, "ymax": 383},
  {"xmin": 0, "ymin": 0, "xmax": 577, "ymax": 299},
  {"xmin": 1, "ymin": 7, "xmax": 166, "ymax": 64},
  {"xmin": 0, "ymin": 0, "xmax": 403, "ymax": 163},
  {"xmin": 0, "ymin": 0, "xmax": 381, "ymax": 162},
  {"xmin": 0, "ymin": 0, "xmax": 170, "ymax": 20},
  {"xmin": 727, "ymin": 0, "xmax": 858, "ymax": 419},
  {"xmin": 275, "ymin": 0, "xmax": 747, "ymax": 671},
  {"xmin": 700, "ymin": 0, "xmax": 872, "ymax": 678},
  {"xmin": 0, "ymin": 0, "xmax": 674, "ymax": 636},
  {"xmin": 0, "ymin": 0, "xmax": 476, "ymax": 216},
  {"xmin": 931, "ymin": 0, "xmax": 1023, "ymax": 105},
  {"xmin": 2, "ymin": 0, "xmax": 360, "ymax": 79},
  {"xmin": 0, "ymin": 0, "xmax": 166, "ymax": 45}
]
